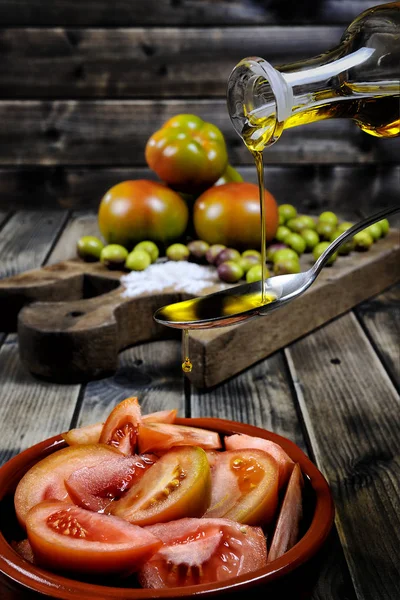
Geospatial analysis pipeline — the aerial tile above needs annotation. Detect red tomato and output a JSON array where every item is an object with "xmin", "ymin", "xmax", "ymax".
[
  {"xmin": 204, "ymin": 449, "xmax": 279, "ymax": 525},
  {"xmin": 110, "ymin": 446, "xmax": 211, "ymax": 526},
  {"xmin": 14, "ymin": 444, "xmax": 122, "ymax": 529},
  {"xmin": 62, "ymin": 421, "xmax": 104, "ymax": 446},
  {"xmin": 99, "ymin": 396, "xmax": 142, "ymax": 455},
  {"xmin": 268, "ymin": 463, "xmax": 304, "ymax": 563},
  {"xmin": 138, "ymin": 518, "xmax": 267, "ymax": 588},
  {"xmin": 137, "ymin": 422, "xmax": 222, "ymax": 454},
  {"xmin": 65, "ymin": 454, "xmax": 156, "ymax": 512},
  {"xmin": 26, "ymin": 501, "xmax": 162, "ymax": 575},
  {"xmin": 193, "ymin": 182, "xmax": 279, "ymax": 249},
  {"xmin": 224, "ymin": 433, "xmax": 294, "ymax": 489},
  {"xmin": 142, "ymin": 409, "xmax": 178, "ymax": 424},
  {"xmin": 98, "ymin": 180, "xmax": 189, "ymax": 248}
]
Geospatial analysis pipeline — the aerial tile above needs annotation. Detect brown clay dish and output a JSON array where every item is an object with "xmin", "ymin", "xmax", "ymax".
[{"xmin": 0, "ymin": 417, "xmax": 335, "ymax": 599}]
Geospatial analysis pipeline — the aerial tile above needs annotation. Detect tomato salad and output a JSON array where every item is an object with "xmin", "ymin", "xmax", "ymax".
[{"xmin": 13, "ymin": 397, "xmax": 304, "ymax": 589}]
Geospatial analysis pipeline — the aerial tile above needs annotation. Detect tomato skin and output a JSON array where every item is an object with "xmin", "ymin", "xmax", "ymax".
[
  {"xmin": 193, "ymin": 182, "xmax": 279, "ymax": 249},
  {"xmin": 26, "ymin": 501, "xmax": 162, "ymax": 575},
  {"xmin": 138, "ymin": 518, "xmax": 267, "ymax": 588},
  {"xmin": 110, "ymin": 446, "xmax": 211, "ymax": 526},
  {"xmin": 142, "ymin": 409, "xmax": 177, "ymax": 424},
  {"xmin": 145, "ymin": 114, "xmax": 228, "ymax": 193},
  {"xmin": 62, "ymin": 421, "xmax": 104, "ymax": 446},
  {"xmin": 98, "ymin": 180, "xmax": 189, "ymax": 248},
  {"xmin": 138, "ymin": 422, "xmax": 222, "ymax": 454},
  {"xmin": 99, "ymin": 396, "xmax": 142, "ymax": 455}
]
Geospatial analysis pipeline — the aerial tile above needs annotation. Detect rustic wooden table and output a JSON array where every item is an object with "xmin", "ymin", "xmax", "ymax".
[{"xmin": 0, "ymin": 209, "xmax": 399, "ymax": 600}]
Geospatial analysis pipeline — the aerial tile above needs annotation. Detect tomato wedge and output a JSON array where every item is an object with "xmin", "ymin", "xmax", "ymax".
[
  {"xmin": 204, "ymin": 449, "xmax": 279, "ymax": 525},
  {"xmin": 138, "ymin": 422, "xmax": 222, "ymax": 454},
  {"xmin": 26, "ymin": 501, "xmax": 162, "ymax": 575},
  {"xmin": 268, "ymin": 463, "xmax": 304, "ymax": 563},
  {"xmin": 65, "ymin": 454, "xmax": 157, "ymax": 512},
  {"xmin": 224, "ymin": 433, "xmax": 294, "ymax": 488},
  {"xmin": 142, "ymin": 409, "xmax": 177, "ymax": 424},
  {"xmin": 62, "ymin": 422, "xmax": 104, "ymax": 446},
  {"xmin": 12, "ymin": 539, "xmax": 35, "ymax": 564},
  {"xmin": 14, "ymin": 444, "xmax": 122, "ymax": 529},
  {"xmin": 138, "ymin": 518, "xmax": 267, "ymax": 588},
  {"xmin": 99, "ymin": 396, "xmax": 142, "ymax": 455},
  {"xmin": 110, "ymin": 446, "xmax": 211, "ymax": 526}
]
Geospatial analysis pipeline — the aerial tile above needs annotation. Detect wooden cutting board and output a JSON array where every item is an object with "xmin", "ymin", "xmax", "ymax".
[{"xmin": 0, "ymin": 230, "xmax": 399, "ymax": 388}]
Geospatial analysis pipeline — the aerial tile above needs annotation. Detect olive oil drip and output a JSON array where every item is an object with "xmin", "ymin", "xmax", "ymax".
[
  {"xmin": 182, "ymin": 329, "xmax": 192, "ymax": 373},
  {"xmin": 252, "ymin": 150, "xmax": 268, "ymax": 304}
]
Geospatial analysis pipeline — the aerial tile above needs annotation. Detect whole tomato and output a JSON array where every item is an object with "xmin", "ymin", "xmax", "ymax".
[
  {"xmin": 193, "ymin": 182, "xmax": 278, "ymax": 249},
  {"xmin": 98, "ymin": 180, "xmax": 189, "ymax": 249},
  {"xmin": 145, "ymin": 114, "xmax": 228, "ymax": 194}
]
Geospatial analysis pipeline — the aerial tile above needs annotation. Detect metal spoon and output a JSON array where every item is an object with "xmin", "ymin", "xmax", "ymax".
[{"xmin": 154, "ymin": 206, "xmax": 398, "ymax": 330}]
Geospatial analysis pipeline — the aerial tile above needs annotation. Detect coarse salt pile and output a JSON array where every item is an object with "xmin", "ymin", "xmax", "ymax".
[{"xmin": 121, "ymin": 260, "xmax": 226, "ymax": 297}]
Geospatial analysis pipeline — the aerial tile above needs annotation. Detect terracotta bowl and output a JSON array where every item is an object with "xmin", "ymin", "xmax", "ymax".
[{"xmin": 0, "ymin": 418, "xmax": 334, "ymax": 599}]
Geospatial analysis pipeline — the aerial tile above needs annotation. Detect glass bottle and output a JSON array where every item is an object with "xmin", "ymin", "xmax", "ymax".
[{"xmin": 227, "ymin": 2, "xmax": 400, "ymax": 152}]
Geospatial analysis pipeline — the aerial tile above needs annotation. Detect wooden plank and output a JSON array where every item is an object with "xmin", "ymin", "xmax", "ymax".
[
  {"xmin": 355, "ymin": 284, "xmax": 400, "ymax": 390},
  {"xmin": 0, "ymin": 26, "xmax": 343, "ymax": 98},
  {"xmin": 285, "ymin": 312, "xmax": 400, "ymax": 600},
  {"xmin": 190, "ymin": 351, "xmax": 356, "ymax": 600},
  {"xmin": 0, "ymin": 0, "xmax": 388, "ymax": 26},
  {"xmin": 0, "ymin": 164, "xmax": 399, "ymax": 215},
  {"xmin": 74, "ymin": 340, "xmax": 186, "ymax": 427},
  {"xmin": 46, "ymin": 211, "xmax": 100, "ymax": 265},
  {"xmin": 0, "ymin": 100, "xmax": 398, "ymax": 166},
  {"xmin": 0, "ymin": 210, "xmax": 68, "ymax": 279}
]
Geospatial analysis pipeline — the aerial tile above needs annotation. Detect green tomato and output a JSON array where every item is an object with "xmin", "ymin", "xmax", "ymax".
[
  {"xmin": 313, "ymin": 242, "xmax": 337, "ymax": 265},
  {"xmin": 273, "ymin": 248, "xmax": 299, "ymax": 263},
  {"xmin": 377, "ymin": 219, "xmax": 389, "ymax": 236},
  {"xmin": 134, "ymin": 240, "xmax": 159, "ymax": 263},
  {"xmin": 278, "ymin": 204, "xmax": 297, "ymax": 223},
  {"xmin": 353, "ymin": 231, "xmax": 373, "ymax": 251},
  {"xmin": 365, "ymin": 223, "xmax": 382, "ymax": 241},
  {"xmin": 275, "ymin": 226, "xmax": 291, "ymax": 243},
  {"xmin": 77, "ymin": 236, "xmax": 104, "ymax": 262},
  {"xmin": 273, "ymin": 257, "xmax": 301, "ymax": 275},
  {"xmin": 301, "ymin": 229, "xmax": 320, "ymax": 251},
  {"xmin": 246, "ymin": 264, "xmax": 271, "ymax": 283},
  {"xmin": 125, "ymin": 249, "xmax": 152, "ymax": 271},
  {"xmin": 100, "ymin": 244, "xmax": 129, "ymax": 269},
  {"xmin": 318, "ymin": 211, "xmax": 338, "ymax": 227},
  {"xmin": 285, "ymin": 232, "xmax": 306, "ymax": 255},
  {"xmin": 166, "ymin": 243, "xmax": 190, "ymax": 261}
]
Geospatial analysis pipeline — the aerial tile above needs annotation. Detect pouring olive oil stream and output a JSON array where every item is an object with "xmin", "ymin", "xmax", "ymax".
[{"xmin": 155, "ymin": 2, "xmax": 400, "ymax": 372}]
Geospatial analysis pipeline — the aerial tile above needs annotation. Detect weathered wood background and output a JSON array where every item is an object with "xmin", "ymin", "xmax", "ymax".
[{"xmin": 0, "ymin": 0, "xmax": 398, "ymax": 211}]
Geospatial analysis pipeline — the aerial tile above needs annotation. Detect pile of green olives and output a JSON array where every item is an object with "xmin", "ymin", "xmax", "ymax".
[{"xmin": 76, "ymin": 236, "xmax": 159, "ymax": 272}]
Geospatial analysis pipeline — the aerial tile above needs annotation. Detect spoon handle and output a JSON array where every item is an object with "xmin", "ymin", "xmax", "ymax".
[{"xmin": 310, "ymin": 205, "xmax": 399, "ymax": 277}]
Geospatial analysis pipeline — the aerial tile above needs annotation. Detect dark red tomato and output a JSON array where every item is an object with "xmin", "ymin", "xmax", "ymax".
[
  {"xmin": 268, "ymin": 463, "xmax": 304, "ymax": 563},
  {"xmin": 26, "ymin": 501, "xmax": 162, "ymax": 575},
  {"xmin": 193, "ymin": 182, "xmax": 279, "ymax": 249},
  {"xmin": 138, "ymin": 518, "xmax": 267, "ymax": 588},
  {"xmin": 65, "ymin": 454, "xmax": 157, "ymax": 512},
  {"xmin": 98, "ymin": 180, "xmax": 189, "ymax": 248},
  {"xmin": 99, "ymin": 396, "xmax": 142, "ymax": 455}
]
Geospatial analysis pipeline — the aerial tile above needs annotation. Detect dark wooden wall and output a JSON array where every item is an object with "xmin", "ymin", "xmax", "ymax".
[{"xmin": 0, "ymin": 0, "xmax": 398, "ymax": 212}]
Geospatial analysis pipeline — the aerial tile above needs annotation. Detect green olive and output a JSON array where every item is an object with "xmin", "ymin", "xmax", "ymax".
[
  {"xmin": 242, "ymin": 249, "xmax": 262, "ymax": 261},
  {"xmin": 275, "ymin": 226, "xmax": 291, "ymax": 243},
  {"xmin": 246, "ymin": 264, "xmax": 271, "ymax": 283},
  {"xmin": 285, "ymin": 232, "xmax": 306, "ymax": 255},
  {"xmin": 377, "ymin": 218, "xmax": 389, "ymax": 236},
  {"xmin": 217, "ymin": 261, "xmax": 244, "ymax": 283},
  {"xmin": 330, "ymin": 230, "xmax": 354, "ymax": 255},
  {"xmin": 298, "ymin": 215, "xmax": 317, "ymax": 230},
  {"xmin": 278, "ymin": 213, "xmax": 286, "ymax": 226},
  {"xmin": 187, "ymin": 239, "xmax": 210, "ymax": 261},
  {"xmin": 353, "ymin": 231, "xmax": 373, "ymax": 251},
  {"xmin": 237, "ymin": 256, "xmax": 260, "ymax": 274},
  {"xmin": 316, "ymin": 221, "xmax": 336, "ymax": 240},
  {"xmin": 215, "ymin": 248, "xmax": 241, "ymax": 266},
  {"xmin": 278, "ymin": 204, "xmax": 297, "ymax": 223},
  {"xmin": 206, "ymin": 244, "xmax": 227, "ymax": 265},
  {"xmin": 77, "ymin": 236, "xmax": 104, "ymax": 262},
  {"xmin": 318, "ymin": 211, "xmax": 339, "ymax": 227},
  {"xmin": 100, "ymin": 244, "xmax": 129, "ymax": 269},
  {"xmin": 301, "ymin": 229, "xmax": 320, "ymax": 251},
  {"xmin": 286, "ymin": 217, "xmax": 306, "ymax": 233},
  {"xmin": 125, "ymin": 249, "xmax": 151, "ymax": 271},
  {"xmin": 273, "ymin": 248, "xmax": 299, "ymax": 264},
  {"xmin": 273, "ymin": 257, "xmax": 301, "ymax": 275},
  {"xmin": 166, "ymin": 243, "xmax": 190, "ymax": 261},
  {"xmin": 133, "ymin": 240, "xmax": 159, "ymax": 263},
  {"xmin": 365, "ymin": 223, "xmax": 382, "ymax": 241},
  {"xmin": 313, "ymin": 241, "xmax": 337, "ymax": 265},
  {"xmin": 266, "ymin": 244, "xmax": 287, "ymax": 262},
  {"xmin": 336, "ymin": 221, "xmax": 354, "ymax": 234}
]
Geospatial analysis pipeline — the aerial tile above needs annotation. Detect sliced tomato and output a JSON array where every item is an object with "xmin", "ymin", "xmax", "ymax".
[
  {"xmin": 99, "ymin": 396, "xmax": 142, "ymax": 455},
  {"xmin": 142, "ymin": 409, "xmax": 177, "ymax": 424},
  {"xmin": 268, "ymin": 463, "xmax": 304, "ymax": 563},
  {"xmin": 205, "ymin": 450, "xmax": 220, "ymax": 469},
  {"xmin": 110, "ymin": 446, "xmax": 211, "ymax": 526},
  {"xmin": 224, "ymin": 433, "xmax": 294, "ymax": 488},
  {"xmin": 12, "ymin": 539, "xmax": 35, "ymax": 564},
  {"xmin": 14, "ymin": 444, "xmax": 122, "ymax": 529},
  {"xmin": 65, "ymin": 454, "xmax": 157, "ymax": 512},
  {"xmin": 26, "ymin": 501, "xmax": 162, "ymax": 575},
  {"xmin": 204, "ymin": 449, "xmax": 279, "ymax": 526},
  {"xmin": 62, "ymin": 421, "xmax": 104, "ymax": 446},
  {"xmin": 138, "ymin": 422, "xmax": 222, "ymax": 454},
  {"xmin": 138, "ymin": 518, "xmax": 267, "ymax": 588}
]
